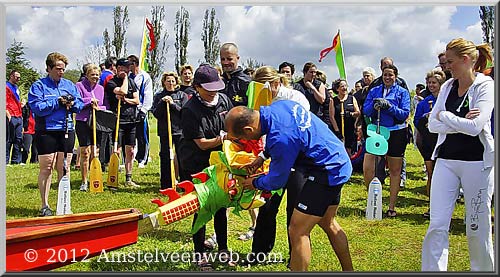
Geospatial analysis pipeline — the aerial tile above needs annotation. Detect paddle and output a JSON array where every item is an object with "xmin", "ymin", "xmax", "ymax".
[
  {"xmin": 166, "ymin": 102, "xmax": 177, "ymax": 191},
  {"xmin": 89, "ymin": 96, "xmax": 103, "ymax": 193},
  {"xmin": 340, "ymin": 99, "xmax": 345, "ymax": 143},
  {"xmin": 365, "ymin": 108, "xmax": 385, "ymax": 220},
  {"xmin": 56, "ymin": 106, "xmax": 72, "ymax": 215},
  {"xmin": 107, "ymin": 98, "xmax": 121, "ymax": 191}
]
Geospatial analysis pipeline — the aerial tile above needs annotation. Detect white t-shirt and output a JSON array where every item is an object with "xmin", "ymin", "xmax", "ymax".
[{"xmin": 273, "ymin": 86, "xmax": 311, "ymax": 110}]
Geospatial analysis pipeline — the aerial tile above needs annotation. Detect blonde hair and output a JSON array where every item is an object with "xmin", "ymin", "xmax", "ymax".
[
  {"xmin": 425, "ymin": 68, "xmax": 446, "ymax": 85},
  {"xmin": 446, "ymin": 38, "xmax": 493, "ymax": 73},
  {"xmin": 214, "ymin": 65, "xmax": 223, "ymax": 76},
  {"xmin": 315, "ymin": 70, "xmax": 327, "ymax": 84},
  {"xmin": 161, "ymin": 71, "xmax": 180, "ymax": 89},
  {"xmin": 85, "ymin": 64, "xmax": 100, "ymax": 77},
  {"xmin": 179, "ymin": 64, "xmax": 194, "ymax": 75},
  {"xmin": 252, "ymin": 66, "xmax": 289, "ymax": 88}
]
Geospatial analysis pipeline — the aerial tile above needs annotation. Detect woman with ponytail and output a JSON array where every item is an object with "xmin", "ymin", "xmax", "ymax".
[{"xmin": 421, "ymin": 38, "xmax": 494, "ymax": 271}]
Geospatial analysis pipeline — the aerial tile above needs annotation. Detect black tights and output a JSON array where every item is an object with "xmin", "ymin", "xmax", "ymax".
[{"xmin": 192, "ymin": 207, "xmax": 228, "ymax": 254}]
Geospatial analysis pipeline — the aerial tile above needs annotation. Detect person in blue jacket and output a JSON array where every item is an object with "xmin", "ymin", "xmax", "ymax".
[
  {"xmin": 413, "ymin": 68, "xmax": 446, "ymax": 219},
  {"xmin": 225, "ymin": 100, "xmax": 353, "ymax": 271},
  {"xmin": 362, "ymin": 64, "xmax": 410, "ymax": 218},
  {"xmin": 28, "ymin": 52, "xmax": 83, "ymax": 217}
]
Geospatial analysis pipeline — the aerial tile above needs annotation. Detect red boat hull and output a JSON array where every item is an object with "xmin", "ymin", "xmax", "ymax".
[{"xmin": 6, "ymin": 209, "xmax": 141, "ymax": 271}]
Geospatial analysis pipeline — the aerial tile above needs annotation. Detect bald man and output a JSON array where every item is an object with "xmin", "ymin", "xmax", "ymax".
[
  {"xmin": 219, "ymin": 42, "xmax": 252, "ymax": 107},
  {"xmin": 225, "ymin": 100, "xmax": 353, "ymax": 271}
]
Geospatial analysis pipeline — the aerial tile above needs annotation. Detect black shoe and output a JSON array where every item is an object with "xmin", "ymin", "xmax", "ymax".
[
  {"xmin": 423, "ymin": 210, "xmax": 430, "ymax": 219},
  {"xmin": 39, "ymin": 206, "xmax": 53, "ymax": 217}
]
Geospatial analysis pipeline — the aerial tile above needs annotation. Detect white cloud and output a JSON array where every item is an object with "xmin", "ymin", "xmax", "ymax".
[{"xmin": 5, "ymin": 4, "xmax": 486, "ymax": 90}]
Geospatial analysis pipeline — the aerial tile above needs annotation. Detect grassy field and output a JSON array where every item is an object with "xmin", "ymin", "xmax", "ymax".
[{"xmin": 5, "ymin": 116, "xmax": 486, "ymax": 272}]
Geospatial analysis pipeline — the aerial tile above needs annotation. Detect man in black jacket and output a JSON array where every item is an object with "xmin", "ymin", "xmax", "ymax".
[{"xmin": 219, "ymin": 42, "xmax": 252, "ymax": 107}]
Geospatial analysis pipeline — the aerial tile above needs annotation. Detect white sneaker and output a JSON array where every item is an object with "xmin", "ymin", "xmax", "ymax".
[
  {"xmin": 138, "ymin": 162, "xmax": 146, "ymax": 169},
  {"xmin": 125, "ymin": 180, "xmax": 141, "ymax": 188},
  {"xmin": 79, "ymin": 183, "xmax": 88, "ymax": 192},
  {"xmin": 399, "ymin": 179, "xmax": 405, "ymax": 189},
  {"xmin": 238, "ymin": 227, "xmax": 255, "ymax": 241},
  {"xmin": 20, "ymin": 163, "xmax": 26, "ymax": 166}
]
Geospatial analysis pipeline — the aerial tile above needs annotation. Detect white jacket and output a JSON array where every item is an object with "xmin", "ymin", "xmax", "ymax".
[{"xmin": 428, "ymin": 73, "xmax": 494, "ymax": 168}]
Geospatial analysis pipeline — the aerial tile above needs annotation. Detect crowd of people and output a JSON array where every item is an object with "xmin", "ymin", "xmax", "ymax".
[{"xmin": 5, "ymin": 37, "xmax": 494, "ymax": 272}]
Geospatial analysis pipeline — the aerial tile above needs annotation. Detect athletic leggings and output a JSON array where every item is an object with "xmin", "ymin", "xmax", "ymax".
[{"xmin": 421, "ymin": 158, "xmax": 494, "ymax": 271}]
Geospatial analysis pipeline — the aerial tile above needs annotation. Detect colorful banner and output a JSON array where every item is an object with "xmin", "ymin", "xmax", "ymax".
[
  {"xmin": 319, "ymin": 29, "xmax": 347, "ymax": 80},
  {"xmin": 139, "ymin": 17, "xmax": 155, "ymax": 72}
]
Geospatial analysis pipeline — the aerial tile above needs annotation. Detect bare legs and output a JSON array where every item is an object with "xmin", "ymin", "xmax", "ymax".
[
  {"xmin": 38, "ymin": 152, "xmax": 72, "ymax": 208},
  {"xmin": 386, "ymin": 156, "xmax": 402, "ymax": 212},
  {"xmin": 363, "ymin": 153, "xmax": 403, "ymax": 212},
  {"xmin": 289, "ymin": 206, "xmax": 353, "ymax": 271}
]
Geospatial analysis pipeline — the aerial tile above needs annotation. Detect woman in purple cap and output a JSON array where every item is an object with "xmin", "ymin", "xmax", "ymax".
[{"xmin": 179, "ymin": 63, "xmax": 234, "ymax": 270}]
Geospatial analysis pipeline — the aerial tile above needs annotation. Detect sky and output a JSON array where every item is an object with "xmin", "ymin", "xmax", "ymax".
[{"xmin": 4, "ymin": 4, "xmax": 490, "ymax": 91}]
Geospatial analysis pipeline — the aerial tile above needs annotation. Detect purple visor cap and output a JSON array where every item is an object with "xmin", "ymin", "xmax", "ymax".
[{"xmin": 193, "ymin": 64, "xmax": 226, "ymax": 91}]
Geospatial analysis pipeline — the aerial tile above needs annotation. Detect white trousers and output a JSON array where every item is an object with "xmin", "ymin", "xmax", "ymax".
[{"xmin": 421, "ymin": 158, "xmax": 494, "ymax": 271}]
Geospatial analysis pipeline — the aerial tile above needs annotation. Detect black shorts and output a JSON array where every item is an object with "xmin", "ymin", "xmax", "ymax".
[
  {"xmin": 387, "ymin": 127, "xmax": 407, "ymax": 157},
  {"xmin": 117, "ymin": 123, "xmax": 136, "ymax": 147},
  {"xmin": 75, "ymin": 120, "xmax": 102, "ymax": 147},
  {"xmin": 419, "ymin": 138, "xmax": 437, "ymax": 161},
  {"xmin": 295, "ymin": 173, "xmax": 344, "ymax": 217},
  {"xmin": 34, "ymin": 130, "xmax": 75, "ymax": 155}
]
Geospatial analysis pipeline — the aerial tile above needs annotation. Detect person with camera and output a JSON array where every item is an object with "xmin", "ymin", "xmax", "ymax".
[
  {"xmin": 105, "ymin": 58, "xmax": 140, "ymax": 188},
  {"xmin": 28, "ymin": 52, "xmax": 83, "ymax": 217},
  {"xmin": 75, "ymin": 64, "xmax": 106, "ymax": 191},
  {"xmin": 362, "ymin": 64, "xmax": 410, "ymax": 218}
]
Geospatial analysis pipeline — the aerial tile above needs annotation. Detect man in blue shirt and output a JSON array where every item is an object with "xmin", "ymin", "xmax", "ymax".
[{"xmin": 225, "ymin": 100, "xmax": 353, "ymax": 271}]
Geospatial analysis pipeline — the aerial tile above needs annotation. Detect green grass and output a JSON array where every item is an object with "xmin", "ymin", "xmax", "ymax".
[{"xmin": 6, "ymin": 117, "xmax": 483, "ymax": 272}]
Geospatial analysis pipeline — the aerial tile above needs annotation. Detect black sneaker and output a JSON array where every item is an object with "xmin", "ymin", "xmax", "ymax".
[
  {"xmin": 39, "ymin": 206, "xmax": 53, "ymax": 217},
  {"xmin": 423, "ymin": 210, "xmax": 430, "ymax": 219}
]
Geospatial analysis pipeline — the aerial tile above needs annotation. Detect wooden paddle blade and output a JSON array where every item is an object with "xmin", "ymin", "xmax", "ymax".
[
  {"xmin": 56, "ymin": 176, "xmax": 72, "ymax": 215},
  {"xmin": 89, "ymin": 158, "xmax": 104, "ymax": 193},
  {"xmin": 107, "ymin": 153, "xmax": 120, "ymax": 189}
]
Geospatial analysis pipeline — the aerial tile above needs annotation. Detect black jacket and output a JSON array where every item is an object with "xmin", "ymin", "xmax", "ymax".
[
  {"xmin": 180, "ymin": 85, "xmax": 196, "ymax": 97},
  {"xmin": 294, "ymin": 78, "xmax": 324, "ymax": 117},
  {"xmin": 105, "ymin": 76, "xmax": 139, "ymax": 124},
  {"xmin": 221, "ymin": 66, "xmax": 251, "ymax": 107},
  {"xmin": 151, "ymin": 88, "xmax": 189, "ymax": 137}
]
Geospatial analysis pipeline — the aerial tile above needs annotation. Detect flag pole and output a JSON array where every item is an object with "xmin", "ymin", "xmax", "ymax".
[
  {"xmin": 338, "ymin": 29, "xmax": 348, "ymax": 84},
  {"xmin": 139, "ymin": 16, "xmax": 147, "ymax": 70}
]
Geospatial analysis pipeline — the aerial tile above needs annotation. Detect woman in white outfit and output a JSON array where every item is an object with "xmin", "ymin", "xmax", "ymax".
[{"xmin": 421, "ymin": 38, "xmax": 494, "ymax": 271}]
